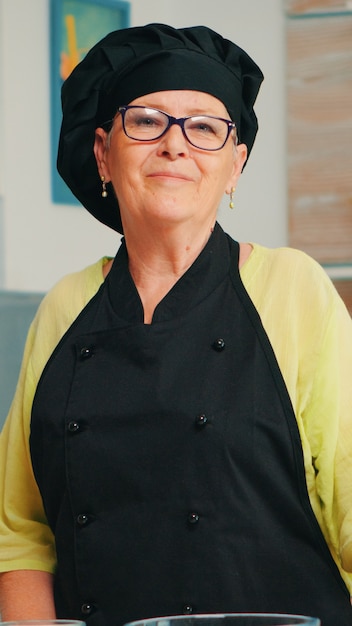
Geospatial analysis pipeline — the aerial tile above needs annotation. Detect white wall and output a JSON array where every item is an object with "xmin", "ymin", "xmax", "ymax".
[{"xmin": 0, "ymin": 0, "xmax": 287, "ymax": 292}]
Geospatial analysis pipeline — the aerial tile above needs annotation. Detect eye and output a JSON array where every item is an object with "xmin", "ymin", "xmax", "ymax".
[
  {"xmin": 134, "ymin": 115, "xmax": 160, "ymax": 127},
  {"xmin": 128, "ymin": 110, "xmax": 166, "ymax": 130},
  {"xmin": 188, "ymin": 120, "xmax": 217, "ymax": 134},
  {"xmin": 186, "ymin": 116, "xmax": 224, "ymax": 137},
  {"xmin": 123, "ymin": 107, "xmax": 169, "ymax": 140}
]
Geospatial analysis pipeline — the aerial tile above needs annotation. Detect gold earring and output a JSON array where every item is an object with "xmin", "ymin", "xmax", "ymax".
[
  {"xmin": 101, "ymin": 175, "xmax": 108, "ymax": 198},
  {"xmin": 229, "ymin": 187, "xmax": 235, "ymax": 209}
]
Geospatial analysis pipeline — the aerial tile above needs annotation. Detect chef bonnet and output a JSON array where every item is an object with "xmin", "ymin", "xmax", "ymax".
[{"xmin": 57, "ymin": 23, "xmax": 264, "ymax": 233}]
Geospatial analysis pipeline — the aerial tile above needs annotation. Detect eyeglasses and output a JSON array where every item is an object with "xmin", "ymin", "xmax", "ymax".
[{"xmin": 113, "ymin": 105, "xmax": 236, "ymax": 151}]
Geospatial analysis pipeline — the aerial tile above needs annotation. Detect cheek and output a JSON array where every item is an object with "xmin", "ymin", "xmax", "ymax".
[
  {"xmin": 107, "ymin": 140, "xmax": 150, "ymax": 179},
  {"xmin": 199, "ymin": 155, "xmax": 234, "ymax": 186},
  {"xmin": 106, "ymin": 152, "xmax": 146, "ymax": 207},
  {"xmin": 105, "ymin": 150, "xmax": 132, "ymax": 186}
]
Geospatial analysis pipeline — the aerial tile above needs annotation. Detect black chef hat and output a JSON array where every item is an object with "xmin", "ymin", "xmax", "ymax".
[{"xmin": 57, "ymin": 23, "xmax": 264, "ymax": 233}]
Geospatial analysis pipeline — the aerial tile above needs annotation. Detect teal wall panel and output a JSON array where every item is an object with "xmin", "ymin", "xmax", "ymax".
[{"xmin": 0, "ymin": 291, "xmax": 44, "ymax": 428}]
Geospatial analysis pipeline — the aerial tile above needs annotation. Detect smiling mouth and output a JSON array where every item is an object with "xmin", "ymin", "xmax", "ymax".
[{"xmin": 148, "ymin": 173, "xmax": 193, "ymax": 184}]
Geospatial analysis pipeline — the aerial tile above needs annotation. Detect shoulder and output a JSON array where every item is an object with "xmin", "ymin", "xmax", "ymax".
[
  {"xmin": 244, "ymin": 242, "xmax": 330, "ymax": 280},
  {"xmin": 241, "ymin": 242, "xmax": 341, "ymax": 314},
  {"xmin": 239, "ymin": 242, "xmax": 352, "ymax": 372},
  {"xmin": 37, "ymin": 258, "xmax": 106, "ymax": 328},
  {"xmin": 27, "ymin": 258, "xmax": 107, "ymax": 379}
]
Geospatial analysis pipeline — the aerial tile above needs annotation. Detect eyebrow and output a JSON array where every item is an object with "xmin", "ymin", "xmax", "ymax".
[{"xmin": 132, "ymin": 103, "xmax": 229, "ymax": 118}]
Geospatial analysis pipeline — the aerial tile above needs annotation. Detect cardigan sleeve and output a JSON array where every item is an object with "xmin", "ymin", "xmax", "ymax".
[
  {"xmin": 0, "ymin": 314, "xmax": 57, "ymax": 572},
  {"xmin": 303, "ymin": 283, "xmax": 352, "ymax": 574}
]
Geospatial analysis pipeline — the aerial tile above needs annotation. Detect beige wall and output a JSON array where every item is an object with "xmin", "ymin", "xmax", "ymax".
[{"xmin": 0, "ymin": 0, "xmax": 287, "ymax": 292}]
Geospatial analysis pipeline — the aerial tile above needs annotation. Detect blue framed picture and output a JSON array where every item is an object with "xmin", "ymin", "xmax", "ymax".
[{"xmin": 50, "ymin": 0, "xmax": 130, "ymax": 205}]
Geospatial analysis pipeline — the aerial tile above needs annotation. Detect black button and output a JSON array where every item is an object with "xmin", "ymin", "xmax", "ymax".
[
  {"xmin": 77, "ymin": 514, "xmax": 89, "ymax": 526},
  {"xmin": 183, "ymin": 605, "xmax": 193, "ymax": 614},
  {"xmin": 68, "ymin": 421, "xmax": 80, "ymax": 433},
  {"xmin": 81, "ymin": 603, "xmax": 94, "ymax": 615},
  {"xmin": 80, "ymin": 346, "xmax": 93, "ymax": 359},
  {"xmin": 195, "ymin": 414, "xmax": 208, "ymax": 428},
  {"xmin": 188, "ymin": 512, "xmax": 200, "ymax": 525},
  {"xmin": 212, "ymin": 338, "xmax": 225, "ymax": 351}
]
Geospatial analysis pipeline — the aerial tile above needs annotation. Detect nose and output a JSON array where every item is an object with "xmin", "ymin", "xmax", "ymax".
[{"xmin": 157, "ymin": 122, "xmax": 190, "ymax": 159}]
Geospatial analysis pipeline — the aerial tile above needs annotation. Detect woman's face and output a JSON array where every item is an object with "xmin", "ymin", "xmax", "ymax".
[{"xmin": 94, "ymin": 90, "xmax": 247, "ymax": 234}]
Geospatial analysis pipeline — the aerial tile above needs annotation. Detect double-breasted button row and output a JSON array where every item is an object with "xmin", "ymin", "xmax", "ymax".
[
  {"xmin": 185, "ymin": 339, "xmax": 223, "ymax": 615},
  {"xmin": 196, "ymin": 337, "xmax": 226, "ymax": 427},
  {"xmin": 75, "ymin": 338, "xmax": 217, "ymax": 620}
]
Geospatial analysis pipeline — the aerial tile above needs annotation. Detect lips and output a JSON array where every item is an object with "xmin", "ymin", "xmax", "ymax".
[{"xmin": 148, "ymin": 171, "xmax": 193, "ymax": 181}]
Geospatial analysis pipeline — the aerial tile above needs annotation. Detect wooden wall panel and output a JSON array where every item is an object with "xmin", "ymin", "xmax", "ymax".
[
  {"xmin": 287, "ymin": 9, "xmax": 352, "ymax": 315},
  {"xmin": 286, "ymin": 0, "xmax": 352, "ymax": 14},
  {"xmin": 287, "ymin": 14, "xmax": 352, "ymax": 265}
]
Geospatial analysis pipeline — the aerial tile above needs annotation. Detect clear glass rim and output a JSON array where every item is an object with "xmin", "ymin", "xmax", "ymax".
[
  {"xmin": 123, "ymin": 613, "xmax": 320, "ymax": 626},
  {"xmin": 0, "ymin": 621, "xmax": 85, "ymax": 626}
]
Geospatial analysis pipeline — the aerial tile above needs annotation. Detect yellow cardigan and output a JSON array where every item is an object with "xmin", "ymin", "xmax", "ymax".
[{"xmin": 1, "ymin": 242, "xmax": 352, "ymax": 594}]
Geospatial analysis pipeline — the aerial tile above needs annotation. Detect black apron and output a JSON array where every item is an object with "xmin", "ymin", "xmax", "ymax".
[{"xmin": 30, "ymin": 223, "xmax": 352, "ymax": 626}]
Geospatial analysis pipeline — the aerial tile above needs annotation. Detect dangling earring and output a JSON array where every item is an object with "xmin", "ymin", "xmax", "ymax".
[
  {"xmin": 229, "ymin": 187, "xmax": 235, "ymax": 209},
  {"xmin": 101, "ymin": 175, "xmax": 108, "ymax": 198}
]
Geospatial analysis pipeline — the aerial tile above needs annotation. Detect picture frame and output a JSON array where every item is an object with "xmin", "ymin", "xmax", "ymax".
[{"xmin": 50, "ymin": 0, "xmax": 130, "ymax": 205}]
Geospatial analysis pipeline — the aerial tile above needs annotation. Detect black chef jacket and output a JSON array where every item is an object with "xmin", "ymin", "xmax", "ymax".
[{"xmin": 30, "ymin": 223, "xmax": 352, "ymax": 626}]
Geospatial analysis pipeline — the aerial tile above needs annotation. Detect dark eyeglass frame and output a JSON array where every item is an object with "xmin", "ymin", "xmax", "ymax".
[{"xmin": 103, "ymin": 105, "xmax": 237, "ymax": 151}]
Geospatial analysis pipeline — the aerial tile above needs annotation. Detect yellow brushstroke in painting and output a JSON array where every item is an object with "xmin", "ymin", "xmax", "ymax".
[{"xmin": 60, "ymin": 14, "xmax": 80, "ymax": 81}]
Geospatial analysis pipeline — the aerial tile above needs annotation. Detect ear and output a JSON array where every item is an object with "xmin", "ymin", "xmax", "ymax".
[
  {"xmin": 225, "ymin": 143, "xmax": 248, "ymax": 194},
  {"xmin": 94, "ymin": 127, "xmax": 111, "ymax": 182}
]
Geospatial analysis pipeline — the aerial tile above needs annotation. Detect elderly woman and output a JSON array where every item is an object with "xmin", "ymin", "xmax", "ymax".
[{"xmin": 0, "ymin": 23, "xmax": 351, "ymax": 626}]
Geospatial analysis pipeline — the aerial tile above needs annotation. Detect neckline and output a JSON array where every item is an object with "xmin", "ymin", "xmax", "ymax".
[{"xmin": 105, "ymin": 222, "xmax": 239, "ymax": 324}]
